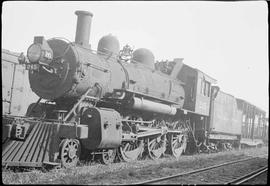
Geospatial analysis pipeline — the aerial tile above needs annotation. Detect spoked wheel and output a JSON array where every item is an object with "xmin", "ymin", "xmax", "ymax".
[
  {"xmin": 100, "ymin": 149, "xmax": 116, "ymax": 164},
  {"xmin": 59, "ymin": 139, "xmax": 80, "ymax": 168},
  {"xmin": 147, "ymin": 135, "xmax": 166, "ymax": 160},
  {"xmin": 118, "ymin": 140, "xmax": 144, "ymax": 162},
  {"xmin": 168, "ymin": 133, "xmax": 187, "ymax": 158}
]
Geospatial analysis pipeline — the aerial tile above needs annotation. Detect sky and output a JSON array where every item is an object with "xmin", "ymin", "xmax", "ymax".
[{"xmin": 2, "ymin": 1, "xmax": 269, "ymax": 115}]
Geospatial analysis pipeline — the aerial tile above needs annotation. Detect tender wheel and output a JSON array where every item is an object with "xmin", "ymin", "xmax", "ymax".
[
  {"xmin": 118, "ymin": 140, "xmax": 144, "ymax": 162},
  {"xmin": 168, "ymin": 133, "xmax": 187, "ymax": 158},
  {"xmin": 59, "ymin": 139, "xmax": 80, "ymax": 168},
  {"xmin": 100, "ymin": 149, "xmax": 116, "ymax": 164},
  {"xmin": 147, "ymin": 135, "xmax": 166, "ymax": 160}
]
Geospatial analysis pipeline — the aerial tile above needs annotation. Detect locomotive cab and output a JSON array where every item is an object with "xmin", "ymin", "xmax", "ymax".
[{"xmin": 155, "ymin": 59, "xmax": 217, "ymax": 115}]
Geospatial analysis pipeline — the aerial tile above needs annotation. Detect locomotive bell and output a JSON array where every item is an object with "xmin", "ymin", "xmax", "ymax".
[
  {"xmin": 132, "ymin": 48, "xmax": 155, "ymax": 69},
  {"xmin": 97, "ymin": 34, "xmax": 120, "ymax": 57}
]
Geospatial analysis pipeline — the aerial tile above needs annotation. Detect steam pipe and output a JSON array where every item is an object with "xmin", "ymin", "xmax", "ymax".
[
  {"xmin": 75, "ymin": 10, "xmax": 93, "ymax": 47},
  {"xmin": 131, "ymin": 97, "xmax": 177, "ymax": 115}
]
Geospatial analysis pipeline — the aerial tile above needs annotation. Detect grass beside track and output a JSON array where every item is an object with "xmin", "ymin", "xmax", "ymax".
[{"xmin": 2, "ymin": 146, "xmax": 268, "ymax": 185}]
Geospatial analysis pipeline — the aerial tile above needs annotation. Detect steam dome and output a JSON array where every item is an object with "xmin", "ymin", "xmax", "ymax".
[
  {"xmin": 132, "ymin": 48, "xmax": 155, "ymax": 69},
  {"xmin": 97, "ymin": 34, "xmax": 120, "ymax": 57}
]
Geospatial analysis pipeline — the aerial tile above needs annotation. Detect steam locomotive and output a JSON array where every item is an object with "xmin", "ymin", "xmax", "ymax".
[{"xmin": 2, "ymin": 10, "xmax": 267, "ymax": 168}]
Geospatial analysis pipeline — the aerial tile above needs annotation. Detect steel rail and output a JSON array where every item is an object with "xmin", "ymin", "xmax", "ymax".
[
  {"xmin": 226, "ymin": 166, "xmax": 268, "ymax": 185},
  {"xmin": 132, "ymin": 154, "xmax": 268, "ymax": 185}
]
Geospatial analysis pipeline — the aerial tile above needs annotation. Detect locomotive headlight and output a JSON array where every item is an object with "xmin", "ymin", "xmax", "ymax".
[{"xmin": 27, "ymin": 44, "xmax": 42, "ymax": 63}]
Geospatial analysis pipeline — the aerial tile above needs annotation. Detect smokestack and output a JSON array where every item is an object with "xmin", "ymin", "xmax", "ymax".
[{"xmin": 75, "ymin": 10, "xmax": 93, "ymax": 47}]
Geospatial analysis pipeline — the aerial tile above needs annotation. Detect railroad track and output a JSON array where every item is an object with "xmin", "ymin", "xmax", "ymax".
[
  {"xmin": 226, "ymin": 166, "xmax": 268, "ymax": 185},
  {"xmin": 132, "ymin": 154, "xmax": 268, "ymax": 185}
]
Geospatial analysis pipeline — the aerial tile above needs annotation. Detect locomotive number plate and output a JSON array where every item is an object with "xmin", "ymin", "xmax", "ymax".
[{"xmin": 15, "ymin": 125, "xmax": 26, "ymax": 140}]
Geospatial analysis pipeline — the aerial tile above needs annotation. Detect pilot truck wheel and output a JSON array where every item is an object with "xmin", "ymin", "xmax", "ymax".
[{"xmin": 59, "ymin": 139, "xmax": 81, "ymax": 168}]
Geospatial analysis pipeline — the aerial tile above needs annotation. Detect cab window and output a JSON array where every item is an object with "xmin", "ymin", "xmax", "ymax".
[
  {"xmin": 200, "ymin": 78, "xmax": 204, "ymax": 94},
  {"xmin": 204, "ymin": 81, "xmax": 210, "ymax": 97},
  {"xmin": 199, "ymin": 77, "xmax": 210, "ymax": 97}
]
